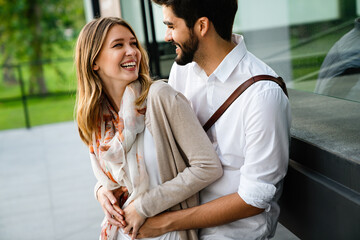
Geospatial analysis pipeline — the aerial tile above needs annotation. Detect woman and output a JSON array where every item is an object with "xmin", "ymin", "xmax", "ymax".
[{"xmin": 75, "ymin": 17, "xmax": 222, "ymax": 240}]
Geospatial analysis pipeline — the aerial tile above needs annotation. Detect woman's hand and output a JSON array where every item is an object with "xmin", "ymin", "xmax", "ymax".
[
  {"xmin": 97, "ymin": 186, "xmax": 128, "ymax": 227},
  {"xmin": 123, "ymin": 201, "xmax": 146, "ymax": 240}
]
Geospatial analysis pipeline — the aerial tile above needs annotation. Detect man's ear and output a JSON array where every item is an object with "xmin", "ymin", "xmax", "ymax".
[
  {"xmin": 196, "ymin": 17, "xmax": 210, "ymax": 37},
  {"xmin": 93, "ymin": 62, "xmax": 99, "ymax": 71}
]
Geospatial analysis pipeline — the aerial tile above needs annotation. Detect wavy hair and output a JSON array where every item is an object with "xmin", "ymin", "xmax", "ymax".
[{"xmin": 75, "ymin": 17, "xmax": 152, "ymax": 145}]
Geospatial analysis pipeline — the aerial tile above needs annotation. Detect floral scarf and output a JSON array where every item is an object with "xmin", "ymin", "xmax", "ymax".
[{"xmin": 89, "ymin": 80, "xmax": 149, "ymax": 240}]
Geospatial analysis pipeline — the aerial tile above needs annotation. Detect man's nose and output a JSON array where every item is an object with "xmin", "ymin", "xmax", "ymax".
[{"xmin": 164, "ymin": 28, "xmax": 172, "ymax": 42}]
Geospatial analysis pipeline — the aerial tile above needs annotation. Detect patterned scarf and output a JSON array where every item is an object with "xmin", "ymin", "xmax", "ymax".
[{"xmin": 89, "ymin": 80, "xmax": 149, "ymax": 240}]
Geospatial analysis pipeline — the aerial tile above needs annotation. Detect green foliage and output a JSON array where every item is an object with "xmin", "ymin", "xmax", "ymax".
[
  {"xmin": 0, "ymin": 0, "xmax": 84, "ymax": 129},
  {"xmin": 0, "ymin": 0, "xmax": 84, "ymax": 63},
  {"xmin": 0, "ymin": 0, "xmax": 85, "ymax": 94}
]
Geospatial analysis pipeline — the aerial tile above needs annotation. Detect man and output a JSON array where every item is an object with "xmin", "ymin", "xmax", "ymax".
[
  {"xmin": 99, "ymin": 0, "xmax": 291, "ymax": 239},
  {"xmin": 136, "ymin": 0, "xmax": 291, "ymax": 239}
]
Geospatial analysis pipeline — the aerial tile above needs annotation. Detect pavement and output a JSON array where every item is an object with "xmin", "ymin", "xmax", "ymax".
[{"xmin": 0, "ymin": 121, "xmax": 299, "ymax": 240}]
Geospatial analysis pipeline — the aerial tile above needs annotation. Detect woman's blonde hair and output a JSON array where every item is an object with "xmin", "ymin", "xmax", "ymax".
[{"xmin": 75, "ymin": 17, "xmax": 152, "ymax": 145}]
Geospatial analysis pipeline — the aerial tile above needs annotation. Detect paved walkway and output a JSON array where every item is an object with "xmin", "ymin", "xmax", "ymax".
[{"xmin": 0, "ymin": 122, "xmax": 299, "ymax": 239}]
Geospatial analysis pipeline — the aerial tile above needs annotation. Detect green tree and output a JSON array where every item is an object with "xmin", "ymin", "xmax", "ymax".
[{"xmin": 0, "ymin": 0, "xmax": 85, "ymax": 95}]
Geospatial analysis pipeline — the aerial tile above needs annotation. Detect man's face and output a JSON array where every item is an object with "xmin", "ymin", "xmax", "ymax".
[{"xmin": 162, "ymin": 6, "xmax": 199, "ymax": 65}]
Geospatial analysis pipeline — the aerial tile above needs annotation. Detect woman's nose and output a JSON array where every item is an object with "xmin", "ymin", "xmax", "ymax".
[{"xmin": 125, "ymin": 44, "xmax": 136, "ymax": 55}]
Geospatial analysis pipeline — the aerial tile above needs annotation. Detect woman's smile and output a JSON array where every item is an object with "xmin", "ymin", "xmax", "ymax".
[
  {"xmin": 94, "ymin": 24, "xmax": 142, "ymax": 85},
  {"xmin": 120, "ymin": 60, "xmax": 138, "ymax": 71}
]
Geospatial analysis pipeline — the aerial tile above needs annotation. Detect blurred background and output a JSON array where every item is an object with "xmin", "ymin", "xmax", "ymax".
[
  {"xmin": 0, "ymin": 0, "xmax": 359, "ymax": 130},
  {"xmin": 0, "ymin": 0, "xmax": 360, "ymax": 130},
  {"xmin": 0, "ymin": 0, "xmax": 359, "ymax": 239}
]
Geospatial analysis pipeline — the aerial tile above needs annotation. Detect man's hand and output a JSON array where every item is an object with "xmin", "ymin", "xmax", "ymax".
[
  {"xmin": 123, "ymin": 201, "xmax": 146, "ymax": 240},
  {"xmin": 136, "ymin": 212, "xmax": 171, "ymax": 239},
  {"xmin": 97, "ymin": 186, "xmax": 128, "ymax": 227}
]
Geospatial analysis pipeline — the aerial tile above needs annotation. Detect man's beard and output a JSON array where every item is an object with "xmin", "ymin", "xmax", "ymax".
[{"xmin": 174, "ymin": 30, "xmax": 199, "ymax": 66}]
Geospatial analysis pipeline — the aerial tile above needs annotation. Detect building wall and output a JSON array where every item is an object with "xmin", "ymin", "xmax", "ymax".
[{"xmin": 115, "ymin": 0, "xmax": 342, "ymax": 42}]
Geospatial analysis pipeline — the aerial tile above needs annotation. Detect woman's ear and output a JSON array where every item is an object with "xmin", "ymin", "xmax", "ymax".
[
  {"xmin": 93, "ymin": 62, "xmax": 99, "ymax": 71},
  {"xmin": 197, "ymin": 17, "xmax": 210, "ymax": 37}
]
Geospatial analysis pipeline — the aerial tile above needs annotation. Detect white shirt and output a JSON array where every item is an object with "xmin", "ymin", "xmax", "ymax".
[
  {"xmin": 168, "ymin": 34, "xmax": 291, "ymax": 240},
  {"xmin": 116, "ymin": 128, "xmax": 179, "ymax": 240}
]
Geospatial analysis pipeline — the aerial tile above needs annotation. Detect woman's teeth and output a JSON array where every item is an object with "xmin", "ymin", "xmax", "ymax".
[{"xmin": 121, "ymin": 62, "xmax": 136, "ymax": 68}]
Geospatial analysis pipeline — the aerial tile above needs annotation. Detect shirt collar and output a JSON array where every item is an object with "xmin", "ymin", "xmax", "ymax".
[
  {"xmin": 191, "ymin": 61, "xmax": 209, "ymax": 80},
  {"xmin": 212, "ymin": 34, "xmax": 247, "ymax": 83}
]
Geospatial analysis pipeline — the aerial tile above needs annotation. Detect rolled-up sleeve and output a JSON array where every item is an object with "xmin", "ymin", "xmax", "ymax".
[
  {"xmin": 238, "ymin": 176, "xmax": 276, "ymax": 211},
  {"xmin": 238, "ymin": 86, "xmax": 290, "ymax": 212}
]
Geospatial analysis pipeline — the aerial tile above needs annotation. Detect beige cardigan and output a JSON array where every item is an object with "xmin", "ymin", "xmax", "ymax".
[
  {"xmin": 134, "ymin": 81, "xmax": 222, "ymax": 240},
  {"xmin": 96, "ymin": 81, "xmax": 223, "ymax": 240}
]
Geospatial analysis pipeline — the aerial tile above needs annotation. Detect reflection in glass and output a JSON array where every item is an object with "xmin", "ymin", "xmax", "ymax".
[{"xmin": 315, "ymin": 18, "xmax": 360, "ymax": 102}]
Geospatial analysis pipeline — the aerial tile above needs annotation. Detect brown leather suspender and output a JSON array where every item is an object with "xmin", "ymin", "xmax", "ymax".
[{"xmin": 202, "ymin": 75, "xmax": 288, "ymax": 132}]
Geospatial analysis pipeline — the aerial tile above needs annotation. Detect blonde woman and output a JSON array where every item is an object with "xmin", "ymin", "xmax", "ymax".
[{"xmin": 75, "ymin": 17, "xmax": 222, "ymax": 240}]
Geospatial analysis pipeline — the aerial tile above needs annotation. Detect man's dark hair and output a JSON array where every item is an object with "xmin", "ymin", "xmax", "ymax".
[{"xmin": 152, "ymin": 0, "xmax": 238, "ymax": 41}]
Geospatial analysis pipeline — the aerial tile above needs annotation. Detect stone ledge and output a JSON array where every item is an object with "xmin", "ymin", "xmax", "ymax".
[
  {"xmin": 288, "ymin": 88, "xmax": 360, "ymax": 192},
  {"xmin": 289, "ymin": 89, "xmax": 360, "ymax": 164}
]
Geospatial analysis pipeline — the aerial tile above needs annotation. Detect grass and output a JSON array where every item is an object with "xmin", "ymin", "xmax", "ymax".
[
  {"xmin": 0, "ymin": 94, "xmax": 76, "ymax": 130},
  {"xmin": 0, "ymin": 60, "xmax": 77, "ymax": 98},
  {"xmin": 0, "ymin": 41, "xmax": 78, "ymax": 130}
]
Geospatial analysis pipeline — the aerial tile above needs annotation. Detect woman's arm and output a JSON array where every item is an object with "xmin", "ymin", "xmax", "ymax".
[
  {"xmin": 96, "ymin": 185, "xmax": 127, "ymax": 227},
  {"xmin": 136, "ymin": 83, "xmax": 222, "ymax": 215},
  {"xmin": 123, "ymin": 82, "xmax": 223, "ymax": 237}
]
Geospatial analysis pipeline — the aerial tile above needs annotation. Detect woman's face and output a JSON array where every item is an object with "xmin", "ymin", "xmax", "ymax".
[{"xmin": 93, "ymin": 24, "xmax": 141, "ymax": 87}]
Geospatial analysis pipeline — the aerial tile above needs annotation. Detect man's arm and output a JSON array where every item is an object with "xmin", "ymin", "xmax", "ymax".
[{"xmin": 136, "ymin": 193, "xmax": 263, "ymax": 239}]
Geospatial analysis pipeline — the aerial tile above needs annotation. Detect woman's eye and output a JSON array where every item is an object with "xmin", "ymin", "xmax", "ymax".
[
  {"xmin": 113, "ymin": 43, "xmax": 123, "ymax": 48},
  {"xmin": 130, "ymin": 42, "xmax": 137, "ymax": 46}
]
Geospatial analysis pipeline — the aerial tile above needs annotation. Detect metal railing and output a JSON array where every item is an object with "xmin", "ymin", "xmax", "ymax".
[{"xmin": 0, "ymin": 58, "xmax": 75, "ymax": 129}]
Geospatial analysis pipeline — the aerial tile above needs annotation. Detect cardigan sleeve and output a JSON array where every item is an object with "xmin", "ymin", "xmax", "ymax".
[{"xmin": 133, "ymin": 81, "xmax": 223, "ymax": 218}]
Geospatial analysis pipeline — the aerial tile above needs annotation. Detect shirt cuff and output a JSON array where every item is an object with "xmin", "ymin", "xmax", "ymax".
[{"xmin": 238, "ymin": 176, "xmax": 276, "ymax": 212}]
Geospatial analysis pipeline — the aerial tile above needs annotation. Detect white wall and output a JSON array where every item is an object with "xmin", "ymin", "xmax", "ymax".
[
  {"xmin": 234, "ymin": 0, "xmax": 289, "ymax": 32},
  {"xmin": 119, "ymin": 0, "xmax": 341, "ymax": 41},
  {"xmin": 119, "ymin": 0, "xmax": 166, "ymax": 44},
  {"xmin": 289, "ymin": 0, "xmax": 339, "ymax": 25},
  {"xmin": 83, "ymin": 0, "xmax": 94, "ymax": 23},
  {"xmin": 119, "ymin": 0, "xmax": 146, "ymax": 43},
  {"xmin": 233, "ymin": 0, "xmax": 339, "ymax": 32},
  {"xmin": 152, "ymin": 3, "xmax": 167, "ymax": 42},
  {"xmin": 99, "ymin": 0, "xmax": 121, "ymax": 18}
]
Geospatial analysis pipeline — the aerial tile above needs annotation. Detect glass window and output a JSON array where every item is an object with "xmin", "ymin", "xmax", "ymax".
[
  {"xmin": 231, "ymin": 0, "xmax": 359, "ymax": 103},
  {"xmin": 234, "ymin": 0, "xmax": 360, "ymax": 101},
  {"xmin": 124, "ymin": 0, "xmax": 360, "ymax": 103}
]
